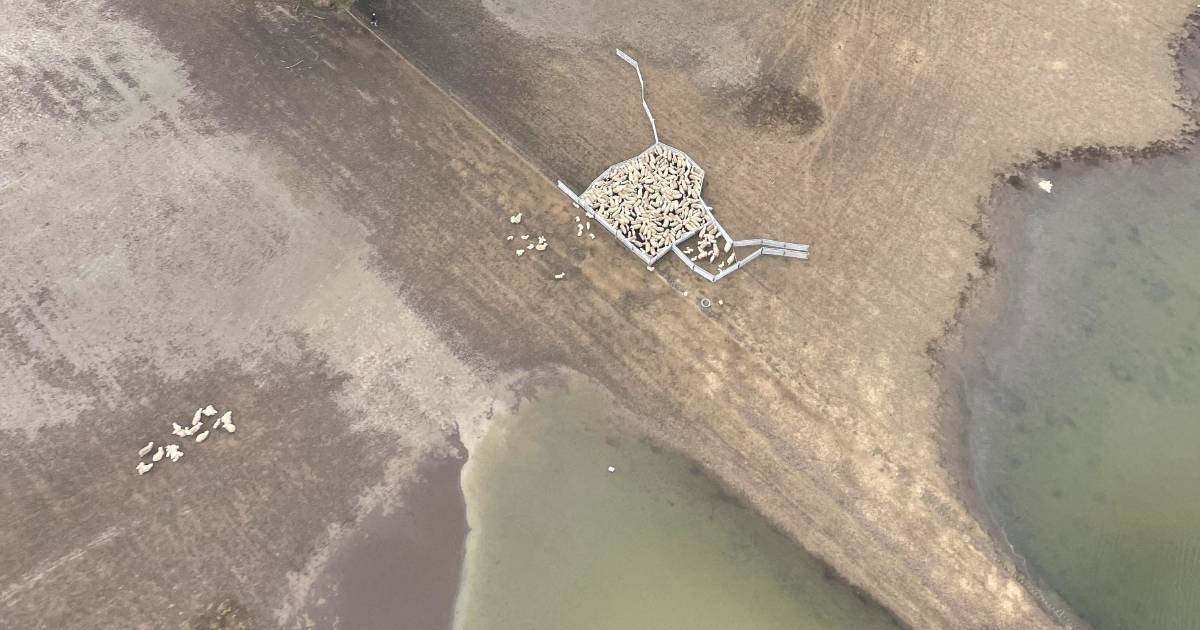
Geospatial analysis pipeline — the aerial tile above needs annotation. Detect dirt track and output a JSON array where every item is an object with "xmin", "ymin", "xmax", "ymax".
[{"xmin": 1, "ymin": 0, "xmax": 1195, "ymax": 627}]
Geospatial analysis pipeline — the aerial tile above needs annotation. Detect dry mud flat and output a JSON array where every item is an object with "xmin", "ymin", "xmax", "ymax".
[{"xmin": 0, "ymin": 0, "xmax": 1195, "ymax": 628}]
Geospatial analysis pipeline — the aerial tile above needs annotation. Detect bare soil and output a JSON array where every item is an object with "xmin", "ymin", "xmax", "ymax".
[{"xmin": 0, "ymin": 0, "xmax": 1195, "ymax": 628}]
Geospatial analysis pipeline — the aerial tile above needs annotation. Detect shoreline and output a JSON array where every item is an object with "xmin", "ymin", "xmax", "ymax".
[
  {"xmin": 450, "ymin": 377, "xmax": 908, "ymax": 630},
  {"xmin": 497, "ymin": 372, "xmax": 909, "ymax": 627},
  {"xmin": 930, "ymin": 10, "xmax": 1200, "ymax": 628},
  {"xmin": 302, "ymin": 449, "xmax": 469, "ymax": 630},
  {"xmin": 7, "ymin": 0, "xmax": 1198, "ymax": 627}
]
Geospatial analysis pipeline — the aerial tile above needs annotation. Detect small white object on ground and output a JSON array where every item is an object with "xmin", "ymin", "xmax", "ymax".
[
  {"xmin": 223, "ymin": 421, "xmax": 236, "ymax": 433},
  {"xmin": 138, "ymin": 441, "xmax": 155, "ymax": 457},
  {"xmin": 171, "ymin": 422, "xmax": 187, "ymax": 437},
  {"xmin": 201, "ymin": 405, "xmax": 217, "ymax": 417},
  {"xmin": 1038, "ymin": 179, "xmax": 1053, "ymax": 193},
  {"xmin": 509, "ymin": 212, "xmax": 523, "ymax": 224},
  {"xmin": 683, "ymin": 290, "xmax": 688, "ymax": 296},
  {"xmin": 521, "ymin": 234, "xmax": 529, "ymax": 240},
  {"xmin": 165, "ymin": 444, "xmax": 183, "ymax": 462},
  {"xmin": 136, "ymin": 461, "xmax": 153, "ymax": 475},
  {"xmin": 607, "ymin": 466, "xmax": 616, "ymax": 473},
  {"xmin": 195, "ymin": 430, "xmax": 210, "ymax": 443},
  {"xmin": 506, "ymin": 235, "xmax": 514, "ymax": 241},
  {"xmin": 526, "ymin": 243, "xmax": 534, "ymax": 250},
  {"xmin": 647, "ymin": 266, "xmax": 654, "ymax": 271},
  {"xmin": 718, "ymin": 299, "xmax": 724, "ymax": 306},
  {"xmin": 151, "ymin": 446, "xmax": 164, "ymax": 462},
  {"xmin": 516, "ymin": 249, "xmax": 525, "ymax": 257},
  {"xmin": 589, "ymin": 233, "xmax": 596, "ymax": 239},
  {"xmin": 553, "ymin": 272, "xmax": 565, "ymax": 279},
  {"xmin": 534, "ymin": 243, "xmax": 547, "ymax": 251},
  {"xmin": 724, "ymin": 240, "xmax": 732, "ymax": 253},
  {"xmin": 192, "ymin": 408, "xmax": 203, "ymax": 424}
]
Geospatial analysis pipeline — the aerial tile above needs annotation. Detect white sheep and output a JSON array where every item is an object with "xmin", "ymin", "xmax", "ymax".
[
  {"xmin": 151, "ymin": 446, "xmax": 164, "ymax": 462},
  {"xmin": 201, "ymin": 405, "xmax": 217, "ymax": 417},
  {"xmin": 195, "ymin": 430, "xmax": 210, "ymax": 443},
  {"xmin": 165, "ymin": 444, "xmax": 183, "ymax": 462},
  {"xmin": 136, "ymin": 461, "xmax": 153, "ymax": 475},
  {"xmin": 138, "ymin": 441, "xmax": 154, "ymax": 457}
]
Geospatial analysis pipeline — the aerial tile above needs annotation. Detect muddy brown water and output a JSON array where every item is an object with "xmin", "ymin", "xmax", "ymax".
[{"xmin": 304, "ymin": 456, "xmax": 467, "ymax": 630}]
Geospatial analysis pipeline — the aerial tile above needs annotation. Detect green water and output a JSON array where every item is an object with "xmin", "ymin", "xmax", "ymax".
[
  {"xmin": 966, "ymin": 156, "xmax": 1200, "ymax": 630},
  {"xmin": 452, "ymin": 388, "xmax": 901, "ymax": 630}
]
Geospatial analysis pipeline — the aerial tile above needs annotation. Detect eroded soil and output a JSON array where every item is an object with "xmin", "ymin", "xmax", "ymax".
[{"xmin": 2, "ymin": 0, "xmax": 1195, "ymax": 627}]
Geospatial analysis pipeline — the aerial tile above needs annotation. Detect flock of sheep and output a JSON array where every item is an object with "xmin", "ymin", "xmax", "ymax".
[
  {"xmin": 135, "ymin": 405, "xmax": 237, "ymax": 475},
  {"xmin": 507, "ymin": 143, "xmax": 731, "ymax": 280},
  {"xmin": 508, "ymin": 210, "xmax": 581, "ymax": 279},
  {"xmin": 680, "ymin": 224, "xmax": 737, "ymax": 270},
  {"xmin": 578, "ymin": 144, "xmax": 708, "ymax": 259}
]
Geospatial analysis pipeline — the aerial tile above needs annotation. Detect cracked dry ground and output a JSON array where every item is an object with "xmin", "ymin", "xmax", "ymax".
[{"xmin": 2, "ymin": 0, "xmax": 1195, "ymax": 628}]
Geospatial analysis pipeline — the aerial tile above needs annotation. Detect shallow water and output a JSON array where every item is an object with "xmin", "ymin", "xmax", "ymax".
[
  {"xmin": 453, "ymin": 387, "xmax": 900, "ymax": 630},
  {"xmin": 966, "ymin": 156, "xmax": 1200, "ymax": 629},
  {"xmin": 304, "ymin": 456, "xmax": 467, "ymax": 630}
]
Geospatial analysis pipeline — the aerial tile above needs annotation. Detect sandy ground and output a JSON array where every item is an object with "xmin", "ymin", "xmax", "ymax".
[{"xmin": 0, "ymin": 0, "xmax": 1194, "ymax": 627}]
